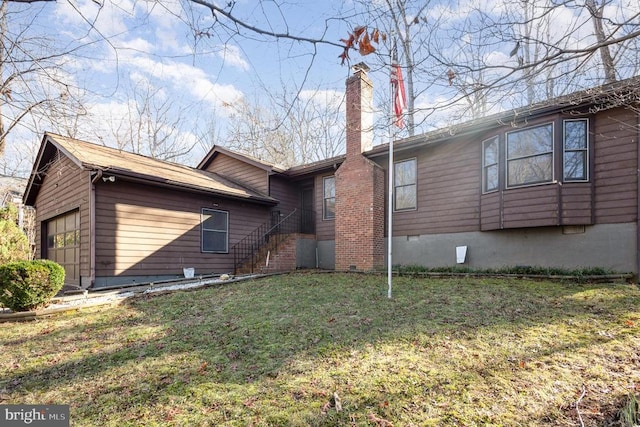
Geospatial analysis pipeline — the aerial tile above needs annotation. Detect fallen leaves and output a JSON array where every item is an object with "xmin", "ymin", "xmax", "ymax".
[{"xmin": 368, "ymin": 412, "xmax": 394, "ymax": 426}]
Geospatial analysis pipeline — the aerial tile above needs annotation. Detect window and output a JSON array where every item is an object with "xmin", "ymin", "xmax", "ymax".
[
  {"xmin": 506, "ymin": 123, "xmax": 554, "ymax": 187},
  {"xmin": 564, "ymin": 119, "xmax": 588, "ymax": 181},
  {"xmin": 394, "ymin": 158, "xmax": 417, "ymax": 211},
  {"xmin": 323, "ymin": 176, "xmax": 335, "ymax": 220},
  {"xmin": 482, "ymin": 137, "xmax": 499, "ymax": 193},
  {"xmin": 201, "ymin": 209, "xmax": 228, "ymax": 253}
]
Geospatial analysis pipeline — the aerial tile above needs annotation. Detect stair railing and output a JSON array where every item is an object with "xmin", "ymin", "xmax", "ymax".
[{"xmin": 232, "ymin": 209, "xmax": 314, "ymax": 274}]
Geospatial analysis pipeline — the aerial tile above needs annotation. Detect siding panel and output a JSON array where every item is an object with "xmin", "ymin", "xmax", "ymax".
[
  {"xmin": 33, "ymin": 154, "xmax": 91, "ymax": 286},
  {"xmin": 95, "ymin": 180, "xmax": 271, "ymax": 277},
  {"xmin": 269, "ymin": 175, "xmax": 299, "ymax": 215},
  {"xmin": 594, "ymin": 107, "xmax": 638, "ymax": 223},
  {"xmin": 204, "ymin": 153, "xmax": 269, "ymax": 194},
  {"xmin": 315, "ymin": 173, "xmax": 335, "ymax": 240}
]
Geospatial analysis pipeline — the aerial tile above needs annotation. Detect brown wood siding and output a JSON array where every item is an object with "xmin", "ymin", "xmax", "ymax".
[
  {"xmin": 593, "ymin": 107, "xmax": 638, "ymax": 223},
  {"xmin": 375, "ymin": 141, "xmax": 481, "ymax": 236},
  {"xmin": 33, "ymin": 154, "xmax": 91, "ymax": 285},
  {"xmin": 94, "ymin": 180, "xmax": 270, "ymax": 277},
  {"xmin": 315, "ymin": 173, "xmax": 335, "ymax": 240},
  {"xmin": 269, "ymin": 175, "xmax": 299, "ymax": 215},
  {"xmin": 203, "ymin": 153, "xmax": 269, "ymax": 194},
  {"xmin": 502, "ymin": 185, "xmax": 560, "ymax": 228},
  {"xmin": 561, "ymin": 183, "xmax": 593, "ymax": 225},
  {"xmin": 480, "ymin": 191, "xmax": 501, "ymax": 230}
]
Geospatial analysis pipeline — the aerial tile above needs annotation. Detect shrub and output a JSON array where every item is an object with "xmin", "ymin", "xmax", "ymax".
[
  {"xmin": 0, "ymin": 260, "xmax": 65, "ymax": 312},
  {"xmin": 0, "ymin": 205, "xmax": 31, "ymax": 264}
]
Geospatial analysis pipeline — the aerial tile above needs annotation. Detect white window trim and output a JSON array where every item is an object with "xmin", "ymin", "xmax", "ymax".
[
  {"xmin": 563, "ymin": 118, "xmax": 589, "ymax": 182},
  {"xmin": 322, "ymin": 176, "xmax": 336, "ymax": 221},
  {"xmin": 201, "ymin": 208, "xmax": 229, "ymax": 253},
  {"xmin": 394, "ymin": 157, "xmax": 418, "ymax": 212},
  {"xmin": 505, "ymin": 122, "xmax": 555, "ymax": 189},
  {"xmin": 482, "ymin": 136, "xmax": 499, "ymax": 194}
]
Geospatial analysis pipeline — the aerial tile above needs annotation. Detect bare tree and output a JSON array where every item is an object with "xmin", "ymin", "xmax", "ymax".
[
  {"xmin": 347, "ymin": 0, "xmax": 640, "ymax": 131},
  {"xmin": 585, "ymin": 0, "xmax": 617, "ymax": 83},
  {"xmin": 220, "ymin": 85, "xmax": 345, "ymax": 167},
  {"xmin": 0, "ymin": 0, "xmax": 88, "ymax": 172},
  {"xmin": 99, "ymin": 81, "xmax": 200, "ymax": 163}
]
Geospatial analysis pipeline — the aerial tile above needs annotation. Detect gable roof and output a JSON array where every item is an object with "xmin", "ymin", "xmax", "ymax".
[
  {"xmin": 23, "ymin": 133, "xmax": 278, "ymax": 206},
  {"xmin": 198, "ymin": 145, "xmax": 287, "ymax": 173}
]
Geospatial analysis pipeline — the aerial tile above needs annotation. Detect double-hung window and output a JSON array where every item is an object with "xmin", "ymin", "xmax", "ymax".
[
  {"xmin": 323, "ymin": 176, "xmax": 336, "ymax": 220},
  {"xmin": 506, "ymin": 123, "xmax": 554, "ymax": 187},
  {"xmin": 201, "ymin": 208, "xmax": 228, "ymax": 253},
  {"xmin": 482, "ymin": 137, "xmax": 499, "ymax": 193},
  {"xmin": 563, "ymin": 119, "xmax": 588, "ymax": 181},
  {"xmin": 394, "ymin": 158, "xmax": 417, "ymax": 211}
]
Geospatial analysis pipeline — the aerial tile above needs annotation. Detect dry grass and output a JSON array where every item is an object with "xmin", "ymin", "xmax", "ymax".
[{"xmin": 1, "ymin": 272, "xmax": 639, "ymax": 426}]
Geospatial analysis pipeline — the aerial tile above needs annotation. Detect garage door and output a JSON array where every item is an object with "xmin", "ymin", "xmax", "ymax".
[{"xmin": 46, "ymin": 211, "xmax": 80, "ymax": 285}]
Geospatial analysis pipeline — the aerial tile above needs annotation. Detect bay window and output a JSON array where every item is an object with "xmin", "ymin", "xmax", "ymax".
[{"xmin": 506, "ymin": 123, "xmax": 554, "ymax": 187}]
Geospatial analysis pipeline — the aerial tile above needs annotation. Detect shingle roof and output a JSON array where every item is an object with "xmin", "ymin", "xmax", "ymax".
[
  {"xmin": 23, "ymin": 133, "xmax": 277, "ymax": 206},
  {"xmin": 198, "ymin": 145, "xmax": 287, "ymax": 173}
]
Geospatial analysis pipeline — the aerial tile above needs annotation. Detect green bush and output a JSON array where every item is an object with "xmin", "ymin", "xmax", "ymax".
[
  {"xmin": 0, "ymin": 260, "xmax": 65, "ymax": 312},
  {"xmin": 0, "ymin": 205, "xmax": 31, "ymax": 264}
]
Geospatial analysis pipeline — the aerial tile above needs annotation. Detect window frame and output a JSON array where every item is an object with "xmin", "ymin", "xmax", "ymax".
[
  {"xmin": 394, "ymin": 157, "xmax": 417, "ymax": 212},
  {"xmin": 506, "ymin": 122, "xmax": 555, "ymax": 188},
  {"xmin": 482, "ymin": 136, "xmax": 499, "ymax": 194},
  {"xmin": 563, "ymin": 118, "xmax": 589, "ymax": 182},
  {"xmin": 201, "ymin": 208, "xmax": 229, "ymax": 254},
  {"xmin": 322, "ymin": 176, "xmax": 336, "ymax": 220}
]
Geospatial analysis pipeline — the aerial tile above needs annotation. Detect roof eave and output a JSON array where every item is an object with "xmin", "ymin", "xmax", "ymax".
[{"xmin": 100, "ymin": 169, "xmax": 278, "ymax": 206}]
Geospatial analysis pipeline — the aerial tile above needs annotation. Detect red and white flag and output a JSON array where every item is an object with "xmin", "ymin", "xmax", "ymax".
[{"xmin": 391, "ymin": 54, "xmax": 407, "ymax": 128}]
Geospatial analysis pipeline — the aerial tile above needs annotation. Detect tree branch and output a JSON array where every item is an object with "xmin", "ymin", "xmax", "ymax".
[{"xmin": 187, "ymin": 0, "xmax": 344, "ymax": 49}]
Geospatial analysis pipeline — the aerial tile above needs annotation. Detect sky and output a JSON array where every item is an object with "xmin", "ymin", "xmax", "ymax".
[
  {"xmin": 4, "ymin": 0, "xmax": 361, "ymax": 175},
  {"xmin": 2, "ymin": 0, "xmax": 639, "ymax": 177}
]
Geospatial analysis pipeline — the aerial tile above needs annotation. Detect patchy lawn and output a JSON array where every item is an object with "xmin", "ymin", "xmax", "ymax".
[{"xmin": 1, "ymin": 273, "xmax": 639, "ymax": 426}]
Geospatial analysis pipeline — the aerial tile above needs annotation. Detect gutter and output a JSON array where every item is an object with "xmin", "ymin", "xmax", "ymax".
[{"xmin": 98, "ymin": 169, "xmax": 278, "ymax": 206}]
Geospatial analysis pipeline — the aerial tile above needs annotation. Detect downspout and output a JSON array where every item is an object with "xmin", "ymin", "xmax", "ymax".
[{"xmin": 90, "ymin": 170, "xmax": 103, "ymax": 288}]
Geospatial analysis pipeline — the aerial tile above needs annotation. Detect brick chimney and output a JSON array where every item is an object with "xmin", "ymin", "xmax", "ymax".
[
  {"xmin": 345, "ymin": 63, "xmax": 373, "ymax": 156},
  {"xmin": 334, "ymin": 63, "xmax": 385, "ymax": 271}
]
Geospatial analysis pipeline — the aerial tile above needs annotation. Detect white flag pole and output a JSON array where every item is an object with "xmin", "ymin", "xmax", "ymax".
[
  {"xmin": 387, "ymin": 129, "xmax": 394, "ymax": 299},
  {"xmin": 387, "ymin": 43, "xmax": 395, "ymax": 299}
]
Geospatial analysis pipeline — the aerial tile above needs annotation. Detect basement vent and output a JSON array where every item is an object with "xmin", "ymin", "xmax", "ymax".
[{"xmin": 562, "ymin": 225, "xmax": 586, "ymax": 235}]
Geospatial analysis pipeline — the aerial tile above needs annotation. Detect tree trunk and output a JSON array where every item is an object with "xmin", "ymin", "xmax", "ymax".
[{"xmin": 586, "ymin": 0, "xmax": 617, "ymax": 83}]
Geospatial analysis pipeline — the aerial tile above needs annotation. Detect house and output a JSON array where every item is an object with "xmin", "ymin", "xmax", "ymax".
[
  {"xmin": 22, "ymin": 67, "xmax": 640, "ymax": 288},
  {"xmin": 1, "ymin": 174, "xmax": 32, "ymax": 234},
  {"xmin": 0, "ymin": 175, "xmax": 27, "ymax": 208}
]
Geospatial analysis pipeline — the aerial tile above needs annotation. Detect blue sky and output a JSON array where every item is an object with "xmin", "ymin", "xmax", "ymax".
[
  {"xmin": 3, "ymin": 0, "xmax": 639, "ymax": 176},
  {"xmin": 4, "ymin": 0, "xmax": 361, "ymax": 174}
]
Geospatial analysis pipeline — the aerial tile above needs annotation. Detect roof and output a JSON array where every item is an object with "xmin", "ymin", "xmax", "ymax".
[
  {"xmin": 198, "ymin": 145, "xmax": 287, "ymax": 173},
  {"xmin": 367, "ymin": 75, "xmax": 640, "ymax": 158},
  {"xmin": 23, "ymin": 133, "xmax": 278, "ymax": 206},
  {"xmin": 284, "ymin": 154, "xmax": 345, "ymax": 178}
]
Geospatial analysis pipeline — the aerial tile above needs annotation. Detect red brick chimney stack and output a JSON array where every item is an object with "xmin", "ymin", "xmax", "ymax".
[
  {"xmin": 335, "ymin": 63, "xmax": 385, "ymax": 271},
  {"xmin": 345, "ymin": 62, "xmax": 373, "ymax": 157}
]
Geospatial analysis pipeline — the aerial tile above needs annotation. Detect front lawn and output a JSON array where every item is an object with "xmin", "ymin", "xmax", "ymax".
[{"xmin": 1, "ymin": 273, "xmax": 639, "ymax": 426}]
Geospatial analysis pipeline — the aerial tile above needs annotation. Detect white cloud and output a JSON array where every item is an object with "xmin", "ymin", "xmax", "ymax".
[
  {"xmin": 299, "ymin": 89, "xmax": 344, "ymax": 110},
  {"xmin": 55, "ymin": 0, "xmax": 133, "ymax": 37},
  {"xmin": 217, "ymin": 44, "xmax": 250, "ymax": 71},
  {"xmin": 121, "ymin": 56, "xmax": 244, "ymax": 109}
]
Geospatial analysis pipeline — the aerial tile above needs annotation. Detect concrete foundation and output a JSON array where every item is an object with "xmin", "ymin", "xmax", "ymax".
[{"xmin": 390, "ymin": 223, "xmax": 636, "ymax": 273}]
